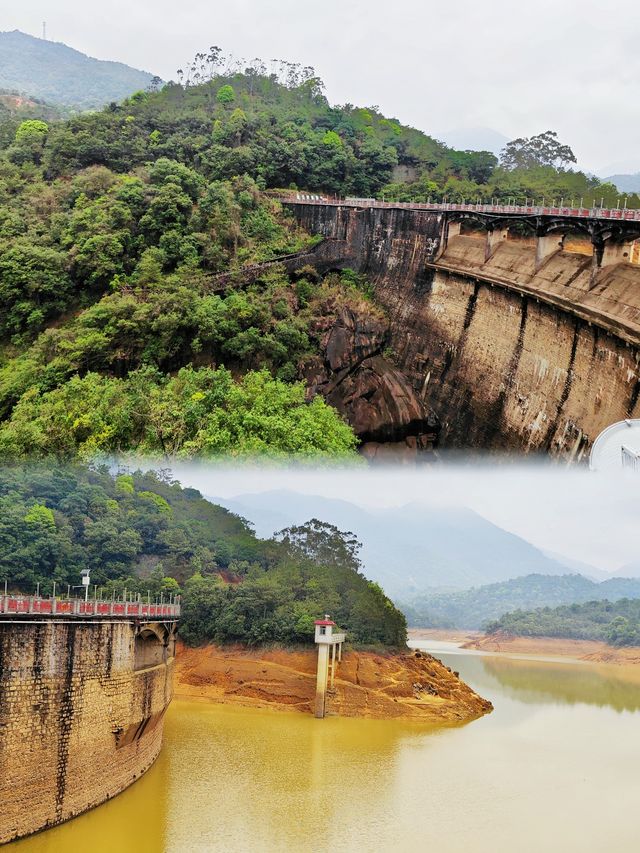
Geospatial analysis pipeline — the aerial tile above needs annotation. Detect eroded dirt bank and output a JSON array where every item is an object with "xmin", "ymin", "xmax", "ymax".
[
  {"xmin": 461, "ymin": 632, "xmax": 640, "ymax": 666},
  {"xmin": 174, "ymin": 642, "xmax": 492, "ymax": 722}
]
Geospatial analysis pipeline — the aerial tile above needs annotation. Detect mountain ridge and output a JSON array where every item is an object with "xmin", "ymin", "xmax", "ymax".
[
  {"xmin": 0, "ymin": 30, "xmax": 155, "ymax": 109},
  {"xmin": 212, "ymin": 490, "xmax": 576, "ymax": 596},
  {"xmin": 399, "ymin": 572, "xmax": 640, "ymax": 629}
]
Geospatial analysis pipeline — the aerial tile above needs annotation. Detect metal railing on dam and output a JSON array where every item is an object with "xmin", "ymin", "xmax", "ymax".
[
  {"xmin": 280, "ymin": 194, "xmax": 640, "ymax": 223},
  {"xmin": 0, "ymin": 592, "xmax": 181, "ymax": 619}
]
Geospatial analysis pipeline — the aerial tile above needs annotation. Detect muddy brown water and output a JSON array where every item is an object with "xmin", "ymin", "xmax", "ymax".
[{"xmin": 10, "ymin": 642, "xmax": 640, "ymax": 852}]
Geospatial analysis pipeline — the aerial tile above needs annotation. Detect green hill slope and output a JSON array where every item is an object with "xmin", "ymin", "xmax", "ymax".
[
  {"xmin": 0, "ymin": 30, "xmax": 154, "ymax": 109},
  {"xmin": 0, "ymin": 464, "xmax": 407, "ymax": 648},
  {"xmin": 486, "ymin": 598, "xmax": 640, "ymax": 647}
]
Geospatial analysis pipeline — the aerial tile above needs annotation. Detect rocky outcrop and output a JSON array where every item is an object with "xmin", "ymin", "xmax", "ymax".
[{"xmin": 305, "ymin": 304, "xmax": 439, "ymax": 460}]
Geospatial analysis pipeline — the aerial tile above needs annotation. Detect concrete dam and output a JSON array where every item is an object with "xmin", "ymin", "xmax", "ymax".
[
  {"xmin": 0, "ymin": 596, "xmax": 179, "ymax": 844},
  {"xmin": 285, "ymin": 199, "xmax": 640, "ymax": 460}
]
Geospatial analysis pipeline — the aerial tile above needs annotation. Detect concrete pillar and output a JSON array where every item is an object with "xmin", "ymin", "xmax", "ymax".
[
  {"xmin": 535, "ymin": 232, "xmax": 564, "ymax": 270},
  {"xmin": 599, "ymin": 238, "xmax": 634, "ymax": 268},
  {"xmin": 315, "ymin": 644, "xmax": 330, "ymax": 718},
  {"xmin": 330, "ymin": 643, "xmax": 337, "ymax": 688},
  {"xmin": 485, "ymin": 227, "xmax": 509, "ymax": 261},
  {"xmin": 447, "ymin": 221, "xmax": 462, "ymax": 241},
  {"xmin": 436, "ymin": 219, "xmax": 462, "ymax": 260}
]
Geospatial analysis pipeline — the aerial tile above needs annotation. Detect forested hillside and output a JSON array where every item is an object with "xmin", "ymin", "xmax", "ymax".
[
  {"xmin": 486, "ymin": 599, "xmax": 640, "ymax": 647},
  {"xmin": 0, "ymin": 31, "xmax": 154, "ymax": 109},
  {"xmin": 0, "ymin": 52, "xmax": 629, "ymax": 460},
  {"xmin": 0, "ymin": 465, "xmax": 407, "ymax": 648},
  {"xmin": 400, "ymin": 573, "xmax": 640, "ymax": 630}
]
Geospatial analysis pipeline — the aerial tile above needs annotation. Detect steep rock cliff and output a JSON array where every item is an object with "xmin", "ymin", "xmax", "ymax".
[{"xmin": 305, "ymin": 303, "xmax": 439, "ymax": 459}]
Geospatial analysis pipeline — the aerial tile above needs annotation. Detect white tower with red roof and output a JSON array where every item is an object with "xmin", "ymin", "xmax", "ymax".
[{"xmin": 314, "ymin": 615, "xmax": 345, "ymax": 718}]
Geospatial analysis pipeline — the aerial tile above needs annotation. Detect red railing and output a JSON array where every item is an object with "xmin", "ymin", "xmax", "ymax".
[
  {"xmin": 0, "ymin": 594, "xmax": 180, "ymax": 620},
  {"xmin": 281, "ymin": 195, "xmax": 640, "ymax": 223}
]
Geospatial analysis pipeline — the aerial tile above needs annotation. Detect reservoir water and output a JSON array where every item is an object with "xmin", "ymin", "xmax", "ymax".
[{"xmin": 11, "ymin": 643, "xmax": 640, "ymax": 853}]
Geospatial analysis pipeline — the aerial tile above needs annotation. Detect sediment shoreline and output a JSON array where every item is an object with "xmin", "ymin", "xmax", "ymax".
[{"xmin": 408, "ymin": 628, "xmax": 640, "ymax": 667}]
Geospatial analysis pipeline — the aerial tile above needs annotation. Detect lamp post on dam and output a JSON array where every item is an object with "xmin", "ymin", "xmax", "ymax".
[{"xmin": 314, "ymin": 616, "xmax": 346, "ymax": 718}]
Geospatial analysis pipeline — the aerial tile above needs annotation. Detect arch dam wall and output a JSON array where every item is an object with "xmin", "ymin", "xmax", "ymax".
[
  {"xmin": 0, "ymin": 617, "xmax": 176, "ymax": 844},
  {"xmin": 289, "ymin": 203, "xmax": 640, "ymax": 460}
]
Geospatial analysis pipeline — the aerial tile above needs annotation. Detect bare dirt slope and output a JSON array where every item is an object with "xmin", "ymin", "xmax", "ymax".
[{"xmin": 174, "ymin": 643, "xmax": 492, "ymax": 723}]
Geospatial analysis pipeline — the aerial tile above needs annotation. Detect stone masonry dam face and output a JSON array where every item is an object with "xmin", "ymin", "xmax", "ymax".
[
  {"xmin": 0, "ymin": 618, "xmax": 176, "ymax": 844},
  {"xmin": 290, "ymin": 203, "xmax": 640, "ymax": 460}
]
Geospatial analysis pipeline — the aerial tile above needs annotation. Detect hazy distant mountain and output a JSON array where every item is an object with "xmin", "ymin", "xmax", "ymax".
[
  {"xmin": 399, "ymin": 573, "xmax": 640, "ymax": 629},
  {"xmin": 541, "ymin": 549, "xmax": 608, "ymax": 582},
  {"xmin": 605, "ymin": 173, "xmax": 640, "ymax": 193},
  {"xmin": 437, "ymin": 126, "xmax": 510, "ymax": 156},
  {"xmin": 613, "ymin": 560, "xmax": 640, "ymax": 579},
  {"xmin": 213, "ymin": 491, "xmax": 574, "ymax": 596},
  {"xmin": 0, "ymin": 30, "xmax": 154, "ymax": 110}
]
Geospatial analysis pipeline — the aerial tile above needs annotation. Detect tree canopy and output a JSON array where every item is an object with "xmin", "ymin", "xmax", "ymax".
[
  {"xmin": 486, "ymin": 598, "xmax": 640, "ymax": 647},
  {"xmin": 500, "ymin": 130, "xmax": 577, "ymax": 170},
  {"xmin": 0, "ymin": 464, "xmax": 407, "ymax": 649}
]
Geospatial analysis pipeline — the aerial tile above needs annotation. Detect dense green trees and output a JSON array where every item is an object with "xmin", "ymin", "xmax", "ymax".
[
  {"xmin": 181, "ymin": 518, "xmax": 407, "ymax": 647},
  {"xmin": 0, "ymin": 106, "xmax": 364, "ymax": 458},
  {"xmin": 0, "ymin": 163, "xmax": 307, "ymax": 344},
  {"xmin": 0, "ymin": 367, "xmax": 357, "ymax": 459},
  {"xmin": 0, "ymin": 466, "xmax": 261, "ymax": 591},
  {"xmin": 486, "ymin": 599, "xmax": 640, "ymax": 647},
  {"xmin": 0, "ymin": 465, "xmax": 407, "ymax": 649},
  {"xmin": 0, "ymin": 266, "xmax": 367, "ymax": 458}
]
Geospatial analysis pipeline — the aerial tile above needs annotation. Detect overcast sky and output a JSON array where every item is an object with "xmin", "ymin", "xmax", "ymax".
[
  {"xmin": 160, "ymin": 461, "xmax": 640, "ymax": 573},
  {"xmin": 7, "ymin": 0, "xmax": 640, "ymax": 173}
]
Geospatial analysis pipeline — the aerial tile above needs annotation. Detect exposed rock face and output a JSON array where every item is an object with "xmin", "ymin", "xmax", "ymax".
[{"xmin": 305, "ymin": 304, "xmax": 439, "ymax": 460}]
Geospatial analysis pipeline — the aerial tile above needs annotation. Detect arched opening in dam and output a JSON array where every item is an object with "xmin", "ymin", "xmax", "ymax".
[{"xmin": 135, "ymin": 624, "xmax": 170, "ymax": 670}]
